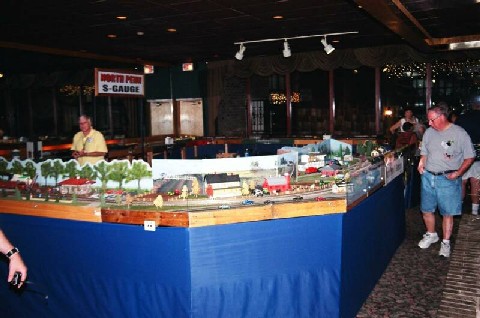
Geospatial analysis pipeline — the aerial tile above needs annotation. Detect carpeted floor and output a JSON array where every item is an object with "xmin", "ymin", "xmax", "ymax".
[{"xmin": 356, "ymin": 206, "xmax": 461, "ymax": 318}]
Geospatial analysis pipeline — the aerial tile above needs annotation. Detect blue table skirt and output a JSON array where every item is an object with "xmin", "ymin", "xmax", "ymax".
[{"xmin": 0, "ymin": 176, "xmax": 404, "ymax": 318}]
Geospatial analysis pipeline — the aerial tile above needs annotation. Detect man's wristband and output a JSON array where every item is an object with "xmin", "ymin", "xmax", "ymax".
[{"xmin": 5, "ymin": 247, "xmax": 19, "ymax": 259}]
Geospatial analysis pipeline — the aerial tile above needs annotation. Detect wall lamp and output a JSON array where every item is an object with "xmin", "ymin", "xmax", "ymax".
[
  {"xmin": 234, "ymin": 31, "xmax": 357, "ymax": 60},
  {"xmin": 321, "ymin": 36, "xmax": 335, "ymax": 54}
]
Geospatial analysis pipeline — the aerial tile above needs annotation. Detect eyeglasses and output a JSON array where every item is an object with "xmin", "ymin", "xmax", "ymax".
[{"xmin": 428, "ymin": 114, "xmax": 441, "ymax": 123}]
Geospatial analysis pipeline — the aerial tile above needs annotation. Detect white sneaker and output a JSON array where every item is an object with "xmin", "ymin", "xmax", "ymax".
[
  {"xmin": 439, "ymin": 242, "xmax": 451, "ymax": 257},
  {"xmin": 418, "ymin": 232, "xmax": 439, "ymax": 249}
]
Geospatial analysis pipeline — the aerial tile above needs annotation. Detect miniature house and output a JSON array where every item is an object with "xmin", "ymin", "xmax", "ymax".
[
  {"xmin": 204, "ymin": 173, "xmax": 242, "ymax": 198},
  {"xmin": 58, "ymin": 177, "xmax": 96, "ymax": 195},
  {"xmin": 320, "ymin": 165, "xmax": 338, "ymax": 177}
]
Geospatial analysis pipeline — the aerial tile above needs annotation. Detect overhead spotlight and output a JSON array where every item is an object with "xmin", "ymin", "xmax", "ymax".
[
  {"xmin": 321, "ymin": 36, "xmax": 335, "ymax": 54},
  {"xmin": 282, "ymin": 39, "xmax": 291, "ymax": 57},
  {"xmin": 235, "ymin": 43, "xmax": 246, "ymax": 60}
]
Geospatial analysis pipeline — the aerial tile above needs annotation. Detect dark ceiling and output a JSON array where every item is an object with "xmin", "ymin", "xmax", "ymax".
[{"xmin": 1, "ymin": 0, "xmax": 479, "ymax": 75}]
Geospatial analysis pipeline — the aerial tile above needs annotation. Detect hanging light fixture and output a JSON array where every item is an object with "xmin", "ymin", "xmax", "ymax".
[
  {"xmin": 233, "ymin": 31, "xmax": 356, "ymax": 60},
  {"xmin": 282, "ymin": 39, "xmax": 291, "ymax": 57},
  {"xmin": 321, "ymin": 36, "xmax": 335, "ymax": 54},
  {"xmin": 235, "ymin": 43, "xmax": 246, "ymax": 60}
]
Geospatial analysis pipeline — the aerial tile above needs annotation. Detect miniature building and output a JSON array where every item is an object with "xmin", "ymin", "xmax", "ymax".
[
  {"xmin": 204, "ymin": 173, "xmax": 242, "ymax": 198},
  {"xmin": 58, "ymin": 177, "xmax": 96, "ymax": 195},
  {"xmin": 320, "ymin": 165, "xmax": 338, "ymax": 177},
  {"xmin": 262, "ymin": 174, "xmax": 291, "ymax": 193}
]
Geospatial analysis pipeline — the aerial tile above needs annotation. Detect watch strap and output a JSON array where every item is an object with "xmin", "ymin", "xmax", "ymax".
[{"xmin": 5, "ymin": 247, "xmax": 19, "ymax": 258}]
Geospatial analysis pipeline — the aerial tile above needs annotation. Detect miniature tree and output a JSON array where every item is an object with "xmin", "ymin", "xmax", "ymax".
[
  {"xmin": 40, "ymin": 161, "xmax": 53, "ymax": 186},
  {"xmin": 365, "ymin": 141, "xmax": 374, "ymax": 156},
  {"xmin": 14, "ymin": 188, "xmax": 21, "ymax": 200},
  {"xmin": 108, "ymin": 161, "xmax": 129, "ymax": 189},
  {"xmin": 51, "ymin": 159, "xmax": 65, "ymax": 185},
  {"xmin": 180, "ymin": 184, "xmax": 189, "ymax": 200},
  {"xmin": 64, "ymin": 160, "xmax": 78, "ymax": 178},
  {"xmin": 206, "ymin": 184, "xmax": 213, "ymax": 198},
  {"xmin": 125, "ymin": 193, "xmax": 134, "ymax": 209},
  {"xmin": 191, "ymin": 178, "xmax": 200, "ymax": 198},
  {"xmin": 241, "ymin": 181, "xmax": 250, "ymax": 196},
  {"xmin": 79, "ymin": 164, "xmax": 97, "ymax": 180},
  {"xmin": 24, "ymin": 160, "xmax": 37, "ymax": 180},
  {"xmin": 126, "ymin": 160, "xmax": 152, "ymax": 192},
  {"xmin": 0, "ymin": 158, "xmax": 8, "ymax": 174},
  {"xmin": 115, "ymin": 194, "xmax": 122, "ymax": 205},
  {"xmin": 100, "ymin": 193, "xmax": 106, "ymax": 207},
  {"xmin": 153, "ymin": 195, "xmax": 163, "ymax": 209},
  {"xmin": 357, "ymin": 143, "xmax": 365, "ymax": 156},
  {"xmin": 94, "ymin": 161, "xmax": 111, "ymax": 192},
  {"xmin": 248, "ymin": 180, "xmax": 256, "ymax": 193},
  {"xmin": 72, "ymin": 192, "xmax": 77, "ymax": 204},
  {"xmin": 10, "ymin": 160, "xmax": 23, "ymax": 175}
]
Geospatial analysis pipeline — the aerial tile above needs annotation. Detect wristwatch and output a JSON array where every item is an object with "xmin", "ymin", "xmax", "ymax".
[{"xmin": 5, "ymin": 247, "xmax": 19, "ymax": 258}]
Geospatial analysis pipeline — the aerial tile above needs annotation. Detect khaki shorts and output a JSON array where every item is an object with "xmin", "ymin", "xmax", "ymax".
[{"xmin": 463, "ymin": 161, "xmax": 480, "ymax": 180}]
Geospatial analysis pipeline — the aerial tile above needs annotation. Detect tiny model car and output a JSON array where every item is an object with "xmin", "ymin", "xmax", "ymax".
[
  {"xmin": 253, "ymin": 189, "xmax": 264, "ymax": 197},
  {"xmin": 242, "ymin": 199, "xmax": 254, "ymax": 205},
  {"xmin": 218, "ymin": 204, "xmax": 231, "ymax": 209},
  {"xmin": 263, "ymin": 200, "xmax": 275, "ymax": 205},
  {"xmin": 314, "ymin": 196, "xmax": 326, "ymax": 201},
  {"xmin": 305, "ymin": 167, "xmax": 318, "ymax": 174},
  {"xmin": 292, "ymin": 196, "xmax": 303, "ymax": 201}
]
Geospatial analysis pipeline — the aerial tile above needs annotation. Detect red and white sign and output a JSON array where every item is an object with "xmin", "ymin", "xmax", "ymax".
[{"xmin": 95, "ymin": 68, "xmax": 145, "ymax": 97}]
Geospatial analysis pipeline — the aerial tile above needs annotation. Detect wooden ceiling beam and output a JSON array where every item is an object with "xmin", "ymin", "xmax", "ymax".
[
  {"xmin": 426, "ymin": 35, "xmax": 480, "ymax": 46},
  {"xmin": 354, "ymin": 0, "xmax": 432, "ymax": 52},
  {"xmin": 0, "ymin": 41, "xmax": 170, "ymax": 67}
]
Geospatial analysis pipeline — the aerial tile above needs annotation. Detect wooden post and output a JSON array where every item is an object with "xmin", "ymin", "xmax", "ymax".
[
  {"xmin": 286, "ymin": 72, "xmax": 292, "ymax": 137},
  {"xmin": 375, "ymin": 67, "xmax": 381, "ymax": 135},
  {"xmin": 425, "ymin": 63, "xmax": 432, "ymax": 113},
  {"xmin": 108, "ymin": 96, "xmax": 113, "ymax": 138},
  {"xmin": 329, "ymin": 70, "xmax": 335, "ymax": 134},
  {"xmin": 52, "ymin": 87, "xmax": 59, "ymax": 136},
  {"xmin": 246, "ymin": 77, "xmax": 252, "ymax": 137}
]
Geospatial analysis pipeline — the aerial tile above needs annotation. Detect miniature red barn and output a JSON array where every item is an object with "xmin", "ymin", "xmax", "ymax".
[{"xmin": 262, "ymin": 174, "xmax": 291, "ymax": 193}]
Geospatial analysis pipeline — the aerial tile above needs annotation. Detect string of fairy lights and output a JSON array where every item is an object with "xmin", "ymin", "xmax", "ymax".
[
  {"xmin": 382, "ymin": 59, "xmax": 480, "ymax": 80},
  {"xmin": 59, "ymin": 85, "xmax": 95, "ymax": 96},
  {"xmin": 269, "ymin": 92, "xmax": 301, "ymax": 104}
]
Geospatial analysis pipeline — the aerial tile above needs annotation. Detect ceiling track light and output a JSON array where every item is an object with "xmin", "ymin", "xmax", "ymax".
[
  {"xmin": 233, "ymin": 31, "xmax": 356, "ymax": 59},
  {"xmin": 283, "ymin": 39, "xmax": 291, "ymax": 57},
  {"xmin": 321, "ymin": 36, "xmax": 335, "ymax": 54},
  {"xmin": 235, "ymin": 43, "xmax": 246, "ymax": 60}
]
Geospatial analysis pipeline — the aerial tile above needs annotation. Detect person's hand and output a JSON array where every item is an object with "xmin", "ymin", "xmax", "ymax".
[
  {"xmin": 8, "ymin": 253, "xmax": 27, "ymax": 288},
  {"xmin": 446, "ymin": 171, "xmax": 459, "ymax": 180},
  {"xmin": 417, "ymin": 161, "xmax": 425, "ymax": 174}
]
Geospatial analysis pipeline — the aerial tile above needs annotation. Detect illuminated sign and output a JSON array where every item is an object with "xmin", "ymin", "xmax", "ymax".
[
  {"xmin": 144, "ymin": 65, "xmax": 154, "ymax": 74},
  {"xmin": 182, "ymin": 63, "xmax": 194, "ymax": 71},
  {"xmin": 95, "ymin": 68, "xmax": 145, "ymax": 97}
]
